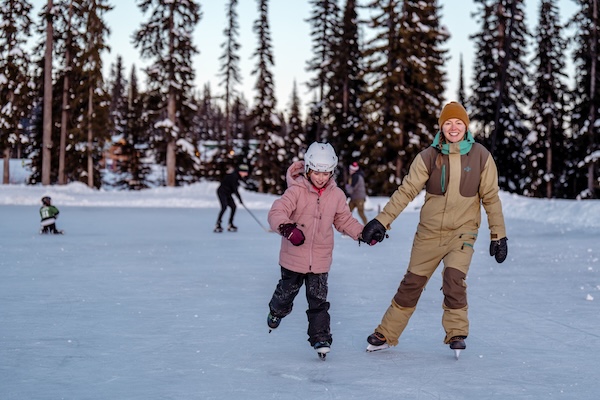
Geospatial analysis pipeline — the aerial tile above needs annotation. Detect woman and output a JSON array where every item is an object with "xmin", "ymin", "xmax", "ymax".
[{"xmin": 361, "ymin": 102, "xmax": 508, "ymax": 357}]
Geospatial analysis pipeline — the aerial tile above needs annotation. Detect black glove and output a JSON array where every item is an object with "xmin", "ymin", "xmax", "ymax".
[
  {"xmin": 489, "ymin": 237, "xmax": 508, "ymax": 263},
  {"xmin": 361, "ymin": 219, "xmax": 386, "ymax": 246},
  {"xmin": 278, "ymin": 223, "xmax": 305, "ymax": 246}
]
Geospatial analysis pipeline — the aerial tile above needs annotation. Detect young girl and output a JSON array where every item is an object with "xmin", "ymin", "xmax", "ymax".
[{"xmin": 266, "ymin": 142, "xmax": 365, "ymax": 359}]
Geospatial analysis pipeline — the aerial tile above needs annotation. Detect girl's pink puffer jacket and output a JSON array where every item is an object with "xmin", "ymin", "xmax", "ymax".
[{"xmin": 268, "ymin": 161, "xmax": 364, "ymax": 274}]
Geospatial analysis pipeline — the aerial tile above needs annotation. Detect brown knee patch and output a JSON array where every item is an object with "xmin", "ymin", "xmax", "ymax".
[
  {"xmin": 393, "ymin": 272, "xmax": 428, "ymax": 307},
  {"xmin": 443, "ymin": 267, "xmax": 467, "ymax": 309}
]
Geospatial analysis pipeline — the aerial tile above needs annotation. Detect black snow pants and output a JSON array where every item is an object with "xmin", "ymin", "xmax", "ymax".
[
  {"xmin": 216, "ymin": 189, "xmax": 236, "ymax": 226},
  {"xmin": 268, "ymin": 266, "xmax": 331, "ymax": 346}
]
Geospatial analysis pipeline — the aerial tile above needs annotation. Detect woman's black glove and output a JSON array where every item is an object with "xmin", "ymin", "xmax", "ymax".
[
  {"xmin": 361, "ymin": 219, "xmax": 386, "ymax": 246},
  {"xmin": 489, "ymin": 237, "xmax": 508, "ymax": 263}
]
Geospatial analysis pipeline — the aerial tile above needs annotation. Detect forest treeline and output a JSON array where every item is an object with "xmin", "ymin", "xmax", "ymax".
[{"xmin": 0, "ymin": 0, "xmax": 599, "ymax": 199}]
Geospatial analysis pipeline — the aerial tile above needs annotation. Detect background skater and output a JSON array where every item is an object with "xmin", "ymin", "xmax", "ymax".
[{"xmin": 215, "ymin": 164, "xmax": 249, "ymax": 232}]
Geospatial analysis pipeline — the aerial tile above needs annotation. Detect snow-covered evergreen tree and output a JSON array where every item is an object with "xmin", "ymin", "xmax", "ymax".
[
  {"xmin": 469, "ymin": 0, "xmax": 531, "ymax": 194},
  {"xmin": 81, "ymin": 0, "xmax": 112, "ymax": 188},
  {"xmin": 457, "ymin": 54, "xmax": 466, "ymax": 105},
  {"xmin": 306, "ymin": 0, "xmax": 341, "ymax": 143},
  {"xmin": 326, "ymin": 0, "xmax": 367, "ymax": 174},
  {"xmin": 362, "ymin": 0, "xmax": 447, "ymax": 195},
  {"xmin": 524, "ymin": 0, "xmax": 570, "ymax": 198},
  {"xmin": 0, "ymin": 0, "xmax": 34, "ymax": 184},
  {"xmin": 250, "ymin": 0, "xmax": 283, "ymax": 194},
  {"xmin": 133, "ymin": 0, "xmax": 201, "ymax": 187},
  {"xmin": 282, "ymin": 80, "xmax": 306, "ymax": 170},
  {"xmin": 570, "ymin": 0, "xmax": 600, "ymax": 199},
  {"xmin": 219, "ymin": 0, "xmax": 242, "ymax": 156},
  {"xmin": 361, "ymin": 0, "xmax": 404, "ymax": 194}
]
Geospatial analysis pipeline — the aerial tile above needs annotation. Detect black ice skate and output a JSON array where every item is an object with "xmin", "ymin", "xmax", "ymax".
[
  {"xmin": 267, "ymin": 312, "xmax": 281, "ymax": 333},
  {"xmin": 449, "ymin": 336, "xmax": 466, "ymax": 359},
  {"xmin": 227, "ymin": 224, "xmax": 238, "ymax": 232},
  {"xmin": 214, "ymin": 223, "xmax": 223, "ymax": 233},
  {"xmin": 314, "ymin": 341, "xmax": 331, "ymax": 360},
  {"xmin": 366, "ymin": 331, "xmax": 389, "ymax": 352}
]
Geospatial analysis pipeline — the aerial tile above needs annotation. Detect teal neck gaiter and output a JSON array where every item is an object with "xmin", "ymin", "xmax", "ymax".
[{"xmin": 431, "ymin": 131, "xmax": 475, "ymax": 155}]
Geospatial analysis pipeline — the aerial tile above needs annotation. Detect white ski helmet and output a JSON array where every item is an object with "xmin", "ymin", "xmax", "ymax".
[{"xmin": 304, "ymin": 142, "xmax": 338, "ymax": 174}]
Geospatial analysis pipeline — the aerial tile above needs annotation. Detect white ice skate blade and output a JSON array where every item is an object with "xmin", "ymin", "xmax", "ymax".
[
  {"xmin": 366, "ymin": 343, "xmax": 390, "ymax": 352},
  {"xmin": 316, "ymin": 346, "xmax": 330, "ymax": 354},
  {"xmin": 454, "ymin": 349, "xmax": 462, "ymax": 359}
]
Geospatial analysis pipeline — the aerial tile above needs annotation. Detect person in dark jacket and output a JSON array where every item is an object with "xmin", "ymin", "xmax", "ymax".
[
  {"xmin": 40, "ymin": 196, "xmax": 64, "ymax": 234},
  {"xmin": 345, "ymin": 162, "xmax": 368, "ymax": 224},
  {"xmin": 214, "ymin": 164, "xmax": 248, "ymax": 232}
]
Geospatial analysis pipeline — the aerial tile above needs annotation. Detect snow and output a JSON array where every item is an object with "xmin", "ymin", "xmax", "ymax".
[{"xmin": 1, "ymin": 177, "xmax": 600, "ymax": 399}]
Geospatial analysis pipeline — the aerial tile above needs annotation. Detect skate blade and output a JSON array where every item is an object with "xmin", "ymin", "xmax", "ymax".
[
  {"xmin": 366, "ymin": 343, "xmax": 390, "ymax": 352},
  {"xmin": 316, "ymin": 347, "xmax": 330, "ymax": 360},
  {"xmin": 454, "ymin": 349, "xmax": 462, "ymax": 359}
]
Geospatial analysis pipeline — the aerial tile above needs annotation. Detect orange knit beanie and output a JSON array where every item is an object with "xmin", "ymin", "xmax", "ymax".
[{"xmin": 438, "ymin": 102, "xmax": 470, "ymax": 128}]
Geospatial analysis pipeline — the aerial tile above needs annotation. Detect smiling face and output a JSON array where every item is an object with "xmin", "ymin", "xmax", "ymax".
[
  {"xmin": 441, "ymin": 118, "xmax": 467, "ymax": 143},
  {"xmin": 308, "ymin": 170, "xmax": 332, "ymax": 189}
]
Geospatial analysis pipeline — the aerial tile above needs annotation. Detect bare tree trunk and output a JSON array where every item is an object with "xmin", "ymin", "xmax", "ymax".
[
  {"xmin": 166, "ymin": 7, "xmax": 176, "ymax": 187},
  {"xmin": 58, "ymin": 0, "xmax": 74, "ymax": 185},
  {"xmin": 166, "ymin": 94, "xmax": 176, "ymax": 187},
  {"xmin": 42, "ymin": 0, "xmax": 54, "ymax": 185},
  {"xmin": 3, "ymin": 148, "xmax": 10, "ymax": 184},
  {"xmin": 587, "ymin": 0, "xmax": 598, "ymax": 197},
  {"xmin": 3, "ymin": 89, "xmax": 14, "ymax": 184},
  {"xmin": 545, "ymin": 117, "xmax": 553, "ymax": 199},
  {"xmin": 87, "ymin": 85, "xmax": 94, "ymax": 188}
]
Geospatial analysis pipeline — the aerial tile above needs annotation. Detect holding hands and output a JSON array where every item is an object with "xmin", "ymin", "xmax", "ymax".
[{"xmin": 361, "ymin": 219, "xmax": 387, "ymax": 246}]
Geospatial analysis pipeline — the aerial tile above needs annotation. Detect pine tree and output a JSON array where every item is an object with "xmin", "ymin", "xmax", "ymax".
[
  {"xmin": 457, "ymin": 54, "xmax": 466, "ymax": 104},
  {"xmin": 283, "ymin": 81, "xmax": 306, "ymax": 169},
  {"xmin": 41, "ymin": 0, "xmax": 54, "ymax": 185},
  {"xmin": 306, "ymin": 0, "xmax": 341, "ymax": 142},
  {"xmin": 104, "ymin": 57, "xmax": 130, "ymax": 189},
  {"xmin": 123, "ymin": 66, "xmax": 152, "ymax": 189},
  {"xmin": 56, "ymin": 0, "xmax": 80, "ymax": 186},
  {"xmin": 362, "ymin": 0, "xmax": 447, "ymax": 195},
  {"xmin": 570, "ymin": 0, "xmax": 600, "ymax": 198},
  {"xmin": 81, "ymin": 0, "xmax": 112, "ymax": 188},
  {"xmin": 250, "ymin": 0, "xmax": 283, "ymax": 194},
  {"xmin": 219, "ymin": 0, "xmax": 242, "ymax": 156},
  {"xmin": 397, "ymin": 0, "xmax": 447, "ymax": 158},
  {"xmin": 32, "ymin": 0, "xmax": 87, "ymax": 186},
  {"xmin": 108, "ymin": 55, "xmax": 128, "ymax": 141},
  {"xmin": 326, "ymin": 0, "xmax": 367, "ymax": 174},
  {"xmin": 133, "ymin": 0, "xmax": 201, "ymax": 187},
  {"xmin": 0, "ymin": 0, "xmax": 34, "ymax": 184},
  {"xmin": 469, "ymin": 0, "xmax": 531, "ymax": 194},
  {"xmin": 361, "ymin": 0, "xmax": 404, "ymax": 195},
  {"xmin": 524, "ymin": 0, "xmax": 570, "ymax": 198}
]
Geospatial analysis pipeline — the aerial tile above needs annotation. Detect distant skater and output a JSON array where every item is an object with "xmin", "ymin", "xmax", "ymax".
[
  {"xmin": 40, "ymin": 196, "xmax": 64, "ymax": 234},
  {"xmin": 345, "ymin": 162, "xmax": 368, "ymax": 224},
  {"xmin": 215, "ymin": 164, "xmax": 249, "ymax": 232}
]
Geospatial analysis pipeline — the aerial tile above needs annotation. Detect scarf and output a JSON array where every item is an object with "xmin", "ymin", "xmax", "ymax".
[{"xmin": 431, "ymin": 131, "xmax": 475, "ymax": 194}]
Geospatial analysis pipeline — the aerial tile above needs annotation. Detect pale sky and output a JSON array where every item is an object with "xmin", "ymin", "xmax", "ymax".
[{"xmin": 31, "ymin": 0, "xmax": 578, "ymax": 116}]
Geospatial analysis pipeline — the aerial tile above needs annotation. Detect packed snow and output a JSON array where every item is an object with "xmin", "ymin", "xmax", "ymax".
[{"xmin": 1, "ymin": 173, "xmax": 599, "ymax": 399}]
